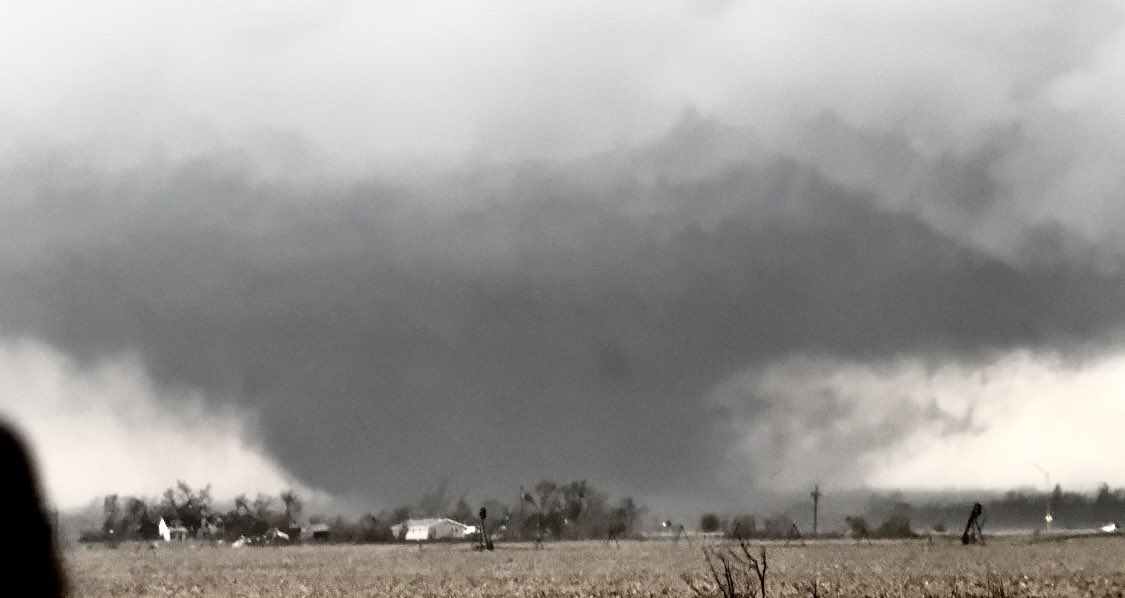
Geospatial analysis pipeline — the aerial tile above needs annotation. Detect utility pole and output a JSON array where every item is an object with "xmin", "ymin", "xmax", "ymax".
[
  {"xmin": 1032, "ymin": 464, "xmax": 1052, "ymax": 532},
  {"xmin": 478, "ymin": 507, "xmax": 492, "ymax": 550},
  {"xmin": 518, "ymin": 485, "xmax": 526, "ymax": 540},
  {"xmin": 810, "ymin": 485, "xmax": 821, "ymax": 536}
]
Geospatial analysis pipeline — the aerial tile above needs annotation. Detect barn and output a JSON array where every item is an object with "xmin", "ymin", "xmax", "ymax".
[{"xmin": 392, "ymin": 518, "xmax": 471, "ymax": 541}]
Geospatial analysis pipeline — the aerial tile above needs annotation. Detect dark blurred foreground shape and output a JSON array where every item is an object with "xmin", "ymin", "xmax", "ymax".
[
  {"xmin": 961, "ymin": 502, "xmax": 984, "ymax": 545},
  {"xmin": 0, "ymin": 422, "xmax": 65, "ymax": 596}
]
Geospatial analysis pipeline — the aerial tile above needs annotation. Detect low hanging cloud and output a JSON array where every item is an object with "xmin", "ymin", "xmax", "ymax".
[
  {"xmin": 0, "ymin": 339, "xmax": 318, "ymax": 509},
  {"xmin": 711, "ymin": 354, "xmax": 982, "ymax": 493},
  {"xmin": 866, "ymin": 351, "xmax": 1125, "ymax": 491},
  {"xmin": 707, "ymin": 349, "xmax": 1125, "ymax": 512},
  {"xmin": 1, "ymin": 1, "xmax": 1125, "ymax": 508}
]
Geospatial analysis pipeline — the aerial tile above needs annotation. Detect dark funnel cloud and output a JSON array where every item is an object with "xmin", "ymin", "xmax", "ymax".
[{"xmin": 2, "ymin": 115, "xmax": 1124, "ymax": 506}]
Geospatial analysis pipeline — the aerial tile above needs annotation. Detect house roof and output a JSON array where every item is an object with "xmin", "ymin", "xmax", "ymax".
[
  {"xmin": 404, "ymin": 518, "xmax": 469, "ymax": 529},
  {"xmin": 309, "ymin": 523, "xmax": 330, "ymax": 533}
]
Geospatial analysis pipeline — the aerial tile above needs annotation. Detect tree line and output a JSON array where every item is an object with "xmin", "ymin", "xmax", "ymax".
[
  {"xmin": 904, "ymin": 483, "xmax": 1125, "ymax": 532},
  {"xmin": 695, "ymin": 483, "xmax": 1125, "ymax": 541},
  {"xmin": 79, "ymin": 478, "xmax": 649, "ymax": 544},
  {"xmin": 82, "ymin": 481, "xmax": 309, "ymax": 543},
  {"xmin": 81, "ymin": 480, "xmax": 1125, "ymax": 545}
]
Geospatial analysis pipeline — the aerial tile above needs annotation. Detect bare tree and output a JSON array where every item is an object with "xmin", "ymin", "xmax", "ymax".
[
  {"xmin": 252, "ymin": 493, "xmax": 275, "ymax": 522},
  {"xmin": 162, "ymin": 480, "xmax": 213, "ymax": 535},
  {"xmin": 102, "ymin": 494, "xmax": 119, "ymax": 535},
  {"xmin": 280, "ymin": 490, "xmax": 303, "ymax": 526},
  {"xmin": 234, "ymin": 494, "xmax": 251, "ymax": 515}
]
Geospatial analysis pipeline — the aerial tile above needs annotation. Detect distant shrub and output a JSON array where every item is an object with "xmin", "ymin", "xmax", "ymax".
[
  {"xmin": 845, "ymin": 516, "xmax": 869, "ymax": 538},
  {"xmin": 725, "ymin": 515, "xmax": 756, "ymax": 539},
  {"xmin": 700, "ymin": 513, "xmax": 721, "ymax": 533},
  {"xmin": 873, "ymin": 514, "xmax": 916, "ymax": 539},
  {"xmin": 761, "ymin": 514, "xmax": 796, "ymax": 539}
]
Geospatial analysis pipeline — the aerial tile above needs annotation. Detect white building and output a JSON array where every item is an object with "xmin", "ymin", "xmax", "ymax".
[
  {"xmin": 157, "ymin": 517, "xmax": 189, "ymax": 541},
  {"xmin": 392, "ymin": 518, "xmax": 472, "ymax": 541}
]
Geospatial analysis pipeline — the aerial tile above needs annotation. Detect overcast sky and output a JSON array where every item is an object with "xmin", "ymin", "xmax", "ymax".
[{"xmin": 2, "ymin": 1, "xmax": 1124, "ymax": 515}]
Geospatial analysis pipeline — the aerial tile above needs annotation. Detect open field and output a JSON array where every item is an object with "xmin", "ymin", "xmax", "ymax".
[{"xmin": 64, "ymin": 537, "xmax": 1125, "ymax": 597}]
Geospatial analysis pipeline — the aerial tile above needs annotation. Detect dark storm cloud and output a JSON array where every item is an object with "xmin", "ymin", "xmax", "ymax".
[{"xmin": 2, "ymin": 118, "xmax": 1123, "ymax": 504}]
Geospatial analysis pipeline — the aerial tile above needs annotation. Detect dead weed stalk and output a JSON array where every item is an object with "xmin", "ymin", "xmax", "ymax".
[{"xmin": 683, "ymin": 538, "xmax": 768, "ymax": 598}]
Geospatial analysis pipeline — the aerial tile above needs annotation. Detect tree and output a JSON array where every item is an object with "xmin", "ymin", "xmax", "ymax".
[
  {"xmin": 762, "ymin": 513, "xmax": 795, "ymax": 538},
  {"xmin": 252, "ymin": 493, "xmax": 275, "ymax": 523},
  {"xmin": 280, "ymin": 490, "xmax": 303, "ymax": 526},
  {"xmin": 727, "ymin": 515, "xmax": 756, "ymax": 539},
  {"xmin": 162, "ymin": 481, "xmax": 213, "ymax": 535},
  {"xmin": 415, "ymin": 478, "xmax": 451, "ymax": 517},
  {"xmin": 234, "ymin": 494, "xmax": 251, "ymax": 515},
  {"xmin": 479, "ymin": 499, "xmax": 511, "ymax": 536},
  {"xmin": 355, "ymin": 513, "xmax": 392, "ymax": 543},
  {"xmin": 389, "ymin": 505, "xmax": 411, "ymax": 524},
  {"xmin": 102, "ymin": 494, "xmax": 120, "ymax": 535},
  {"xmin": 1049, "ymin": 483, "xmax": 1063, "ymax": 518},
  {"xmin": 449, "ymin": 494, "xmax": 474, "ymax": 524},
  {"xmin": 700, "ymin": 513, "xmax": 721, "ymax": 533},
  {"xmin": 1095, "ymin": 483, "xmax": 1113, "ymax": 505},
  {"xmin": 874, "ymin": 514, "xmax": 915, "ymax": 538},
  {"xmin": 845, "ymin": 516, "xmax": 869, "ymax": 538},
  {"xmin": 534, "ymin": 480, "xmax": 561, "ymax": 514},
  {"xmin": 222, "ymin": 492, "xmax": 277, "ymax": 539},
  {"xmin": 561, "ymin": 480, "xmax": 589, "ymax": 523},
  {"xmin": 121, "ymin": 497, "xmax": 156, "ymax": 539},
  {"xmin": 613, "ymin": 496, "xmax": 645, "ymax": 536}
]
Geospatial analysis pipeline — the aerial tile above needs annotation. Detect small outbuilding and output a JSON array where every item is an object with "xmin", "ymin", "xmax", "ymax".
[{"xmin": 310, "ymin": 523, "xmax": 331, "ymax": 541}]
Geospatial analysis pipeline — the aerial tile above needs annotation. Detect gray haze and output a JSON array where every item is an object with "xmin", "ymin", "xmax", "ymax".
[{"xmin": 2, "ymin": 1, "xmax": 1125, "ymax": 510}]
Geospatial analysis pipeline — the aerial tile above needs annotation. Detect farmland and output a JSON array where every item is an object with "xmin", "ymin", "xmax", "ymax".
[{"xmin": 64, "ymin": 537, "xmax": 1125, "ymax": 597}]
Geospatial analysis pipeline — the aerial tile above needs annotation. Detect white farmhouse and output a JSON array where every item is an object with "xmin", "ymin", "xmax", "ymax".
[{"xmin": 392, "ymin": 518, "xmax": 471, "ymax": 541}]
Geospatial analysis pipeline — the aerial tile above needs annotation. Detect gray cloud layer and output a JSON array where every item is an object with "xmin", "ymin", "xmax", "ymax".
[
  {"xmin": 3, "ymin": 1, "xmax": 1125, "ymax": 508},
  {"xmin": 3, "ymin": 113, "xmax": 1123, "ymax": 505}
]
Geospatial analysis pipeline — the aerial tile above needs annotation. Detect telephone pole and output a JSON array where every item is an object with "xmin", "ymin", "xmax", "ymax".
[
  {"xmin": 810, "ymin": 485, "xmax": 821, "ymax": 536},
  {"xmin": 1031, "ymin": 464, "xmax": 1052, "ymax": 532}
]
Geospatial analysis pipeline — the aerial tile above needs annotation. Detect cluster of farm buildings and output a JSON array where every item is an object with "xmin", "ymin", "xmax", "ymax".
[{"xmin": 137, "ymin": 517, "xmax": 476, "ymax": 545}]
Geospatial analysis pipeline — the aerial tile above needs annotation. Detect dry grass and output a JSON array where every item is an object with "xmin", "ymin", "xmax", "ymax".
[{"xmin": 64, "ymin": 536, "xmax": 1125, "ymax": 597}]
